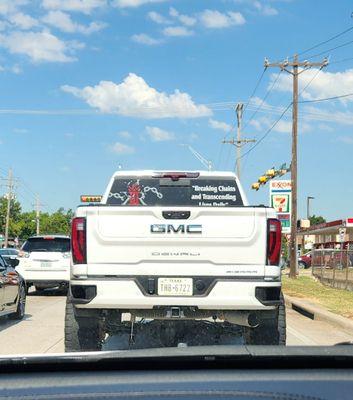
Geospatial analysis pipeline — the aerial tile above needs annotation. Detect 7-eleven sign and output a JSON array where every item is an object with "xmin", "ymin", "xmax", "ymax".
[{"xmin": 271, "ymin": 194, "xmax": 291, "ymax": 213}]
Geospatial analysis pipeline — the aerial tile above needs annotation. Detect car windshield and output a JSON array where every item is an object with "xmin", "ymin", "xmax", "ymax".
[
  {"xmin": 22, "ymin": 238, "xmax": 70, "ymax": 253},
  {"xmin": 0, "ymin": 0, "xmax": 352, "ymax": 363}
]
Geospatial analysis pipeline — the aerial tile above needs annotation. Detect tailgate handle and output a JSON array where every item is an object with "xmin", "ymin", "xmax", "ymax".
[{"xmin": 162, "ymin": 211, "xmax": 190, "ymax": 220}]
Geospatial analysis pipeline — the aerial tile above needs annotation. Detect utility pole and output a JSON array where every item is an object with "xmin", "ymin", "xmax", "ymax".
[
  {"xmin": 32, "ymin": 195, "xmax": 45, "ymax": 235},
  {"xmin": 35, "ymin": 195, "xmax": 41, "ymax": 235},
  {"xmin": 265, "ymin": 55, "xmax": 328, "ymax": 279},
  {"xmin": 222, "ymin": 103, "xmax": 256, "ymax": 179},
  {"xmin": 236, "ymin": 103, "xmax": 243, "ymax": 178},
  {"xmin": 3, "ymin": 169, "xmax": 14, "ymax": 248}
]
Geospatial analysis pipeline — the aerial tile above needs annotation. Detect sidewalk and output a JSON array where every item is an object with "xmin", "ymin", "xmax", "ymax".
[{"xmin": 285, "ymin": 294, "xmax": 353, "ymax": 334}]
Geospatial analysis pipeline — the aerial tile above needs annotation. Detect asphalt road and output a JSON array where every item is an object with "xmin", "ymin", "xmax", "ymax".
[{"xmin": 0, "ymin": 288, "xmax": 352, "ymax": 355}]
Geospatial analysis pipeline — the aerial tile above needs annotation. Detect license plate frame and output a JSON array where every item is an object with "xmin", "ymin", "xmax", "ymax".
[{"xmin": 158, "ymin": 277, "xmax": 193, "ymax": 296}]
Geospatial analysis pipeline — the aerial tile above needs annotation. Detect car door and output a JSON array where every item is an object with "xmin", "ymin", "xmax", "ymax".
[
  {"xmin": 4, "ymin": 265, "xmax": 20, "ymax": 311},
  {"xmin": 0, "ymin": 257, "xmax": 7, "ymax": 314}
]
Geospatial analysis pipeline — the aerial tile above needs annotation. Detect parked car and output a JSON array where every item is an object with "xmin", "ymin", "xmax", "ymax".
[
  {"xmin": 0, "ymin": 248, "xmax": 19, "ymax": 265},
  {"xmin": 17, "ymin": 235, "xmax": 70, "ymax": 293},
  {"xmin": 0, "ymin": 255, "xmax": 26, "ymax": 320},
  {"xmin": 298, "ymin": 252, "xmax": 312, "ymax": 269}
]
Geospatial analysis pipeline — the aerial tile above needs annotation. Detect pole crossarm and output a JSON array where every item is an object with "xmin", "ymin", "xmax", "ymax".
[{"xmin": 222, "ymin": 138, "xmax": 256, "ymax": 148}]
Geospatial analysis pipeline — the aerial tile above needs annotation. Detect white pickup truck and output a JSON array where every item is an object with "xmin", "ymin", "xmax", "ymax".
[{"xmin": 65, "ymin": 170, "xmax": 285, "ymax": 351}]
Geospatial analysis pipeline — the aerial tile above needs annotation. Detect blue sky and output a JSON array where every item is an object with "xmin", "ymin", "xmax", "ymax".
[{"xmin": 0, "ymin": 0, "xmax": 353, "ymax": 220}]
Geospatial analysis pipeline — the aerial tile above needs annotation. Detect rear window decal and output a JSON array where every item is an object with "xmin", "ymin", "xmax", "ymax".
[{"xmin": 109, "ymin": 180, "xmax": 163, "ymax": 206}]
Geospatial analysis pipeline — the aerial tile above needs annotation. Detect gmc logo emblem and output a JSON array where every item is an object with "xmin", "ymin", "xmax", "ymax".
[{"xmin": 150, "ymin": 224, "xmax": 202, "ymax": 234}]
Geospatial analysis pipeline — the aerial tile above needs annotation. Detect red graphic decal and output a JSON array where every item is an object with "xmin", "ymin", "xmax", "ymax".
[{"xmin": 128, "ymin": 183, "xmax": 141, "ymax": 205}]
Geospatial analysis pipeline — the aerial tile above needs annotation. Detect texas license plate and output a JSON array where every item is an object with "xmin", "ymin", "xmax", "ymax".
[
  {"xmin": 158, "ymin": 278, "xmax": 193, "ymax": 296},
  {"xmin": 41, "ymin": 262, "xmax": 52, "ymax": 268}
]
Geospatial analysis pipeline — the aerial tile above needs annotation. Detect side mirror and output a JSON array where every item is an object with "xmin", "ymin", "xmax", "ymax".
[{"xmin": 7, "ymin": 258, "xmax": 19, "ymax": 268}]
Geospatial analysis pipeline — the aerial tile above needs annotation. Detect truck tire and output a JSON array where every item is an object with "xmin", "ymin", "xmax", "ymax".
[
  {"xmin": 9, "ymin": 284, "xmax": 26, "ymax": 320},
  {"xmin": 65, "ymin": 296, "xmax": 104, "ymax": 352},
  {"xmin": 243, "ymin": 293, "xmax": 286, "ymax": 345}
]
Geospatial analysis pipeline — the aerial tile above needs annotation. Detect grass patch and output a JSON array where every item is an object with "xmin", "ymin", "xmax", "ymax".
[{"xmin": 282, "ymin": 274, "xmax": 353, "ymax": 319}]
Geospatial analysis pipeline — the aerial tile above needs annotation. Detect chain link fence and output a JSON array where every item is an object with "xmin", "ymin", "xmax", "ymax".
[{"xmin": 311, "ymin": 249, "xmax": 353, "ymax": 291}]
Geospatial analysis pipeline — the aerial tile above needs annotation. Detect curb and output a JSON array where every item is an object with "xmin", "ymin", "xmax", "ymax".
[{"xmin": 284, "ymin": 294, "xmax": 353, "ymax": 333}]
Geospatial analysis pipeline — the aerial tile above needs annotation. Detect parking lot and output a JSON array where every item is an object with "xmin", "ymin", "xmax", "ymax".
[{"xmin": 0, "ymin": 288, "xmax": 352, "ymax": 355}]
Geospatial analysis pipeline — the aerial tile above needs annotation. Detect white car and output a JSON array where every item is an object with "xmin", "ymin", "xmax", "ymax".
[
  {"xmin": 17, "ymin": 235, "xmax": 71, "ymax": 292},
  {"xmin": 65, "ymin": 170, "xmax": 285, "ymax": 351}
]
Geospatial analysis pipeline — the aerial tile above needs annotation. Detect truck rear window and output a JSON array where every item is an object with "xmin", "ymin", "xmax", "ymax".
[
  {"xmin": 22, "ymin": 238, "xmax": 70, "ymax": 253},
  {"xmin": 107, "ymin": 177, "xmax": 243, "ymax": 207}
]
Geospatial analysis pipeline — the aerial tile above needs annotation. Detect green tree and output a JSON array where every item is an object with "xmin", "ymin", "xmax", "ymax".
[
  {"xmin": 39, "ymin": 209, "xmax": 73, "ymax": 235},
  {"xmin": 0, "ymin": 196, "xmax": 22, "ymax": 237},
  {"xmin": 309, "ymin": 215, "xmax": 326, "ymax": 226}
]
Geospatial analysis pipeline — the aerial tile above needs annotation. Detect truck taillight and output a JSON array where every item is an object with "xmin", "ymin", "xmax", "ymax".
[
  {"xmin": 267, "ymin": 218, "xmax": 281, "ymax": 266},
  {"xmin": 71, "ymin": 217, "xmax": 86, "ymax": 264}
]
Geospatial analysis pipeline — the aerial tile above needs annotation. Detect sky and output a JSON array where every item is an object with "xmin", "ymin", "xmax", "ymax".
[{"xmin": 0, "ymin": 0, "xmax": 353, "ymax": 220}]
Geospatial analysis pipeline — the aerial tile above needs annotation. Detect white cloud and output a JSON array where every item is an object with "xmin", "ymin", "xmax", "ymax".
[
  {"xmin": 9, "ymin": 12, "xmax": 39, "ymax": 29},
  {"xmin": 0, "ymin": 30, "xmax": 81, "ymax": 63},
  {"xmin": 169, "ymin": 7, "xmax": 196, "ymax": 26},
  {"xmin": 250, "ymin": 115, "xmax": 311, "ymax": 134},
  {"xmin": 338, "ymin": 136, "xmax": 353, "ymax": 145},
  {"xmin": 0, "ymin": 63, "xmax": 22, "ymax": 74},
  {"xmin": 163, "ymin": 26, "xmax": 193, "ymax": 37},
  {"xmin": 271, "ymin": 68, "xmax": 353, "ymax": 102},
  {"xmin": 189, "ymin": 132, "xmax": 198, "ymax": 141},
  {"xmin": 61, "ymin": 73, "xmax": 211, "ymax": 119},
  {"xmin": 0, "ymin": 0, "xmax": 28, "ymax": 16},
  {"xmin": 13, "ymin": 128, "xmax": 28, "ymax": 133},
  {"xmin": 0, "ymin": 22, "xmax": 9, "ymax": 31},
  {"xmin": 131, "ymin": 33, "xmax": 161, "ymax": 45},
  {"xmin": 178, "ymin": 14, "xmax": 197, "ymax": 27},
  {"xmin": 42, "ymin": 10, "xmax": 106, "ymax": 34},
  {"xmin": 112, "ymin": 0, "xmax": 167, "ymax": 8},
  {"xmin": 42, "ymin": 0, "xmax": 107, "ymax": 14},
  {"xmin": 118, "ymin": 130, "xmax": 132, "ymax": 139},
  {"xmin": 209, "ymin": 118, "xmax": 231, "ymax": 132},
  {"xmin": 147, "ymin": 11, "xmax": 170, "ymax": 24},
  {"xmin": 253, "ymin": 1, "xmax": 278, "ymax": 16},
  {"xmin": 199, "ymin": 10, "xmax": 245, "ymax": 29},
  {"xmin": 146, "ymin": 126, "xmax": 174, "ymax": 141},
  {"xmin": 110, "ymin": 142, "xmax": 135, "ymax": 154}
]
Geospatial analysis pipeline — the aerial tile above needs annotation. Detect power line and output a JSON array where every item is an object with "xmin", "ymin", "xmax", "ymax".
[
  {"xmin": 329, "ymin": 56, "xmax": 353, "ymax": 65},
  {"xmin": 243, "ymin": 67, "xmax": 267, "ymax": 113},
  {"xmin": 298, "ymin": 25, "xmax": 353, "ymax": 57},
  {"xmin": 242, "ymin": 69, "xmax": 283, "ymax": 131},
  {"xmin": 299, "ymin": 91, "xmax": 353, "ymax": 103},
  {"xmin": 306, "ymin": 37, "xmax": 353, "ymax": 60},
  {"xmin": 238, "ymin": 102, "xmax": 292, "ymax": 162}
]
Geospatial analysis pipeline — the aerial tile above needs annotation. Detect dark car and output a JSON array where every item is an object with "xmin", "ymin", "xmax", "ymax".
[
  {"xmin": 0, "ymin": 255, "xmax": 26, "ymax": 320},
  {"xmin": 0, "ymin": 248, "xmax": 19, "ymax": 265}
]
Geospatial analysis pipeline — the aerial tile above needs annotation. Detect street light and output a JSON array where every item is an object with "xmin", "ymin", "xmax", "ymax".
[{"xmin": 307, "ymin": 196, "xmax": 314, "ymax": 220}]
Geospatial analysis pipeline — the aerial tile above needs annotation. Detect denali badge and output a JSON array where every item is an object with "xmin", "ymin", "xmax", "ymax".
[{"xmin": 150, "ymin": 224, "xmax": 202, "ymax": 234}]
